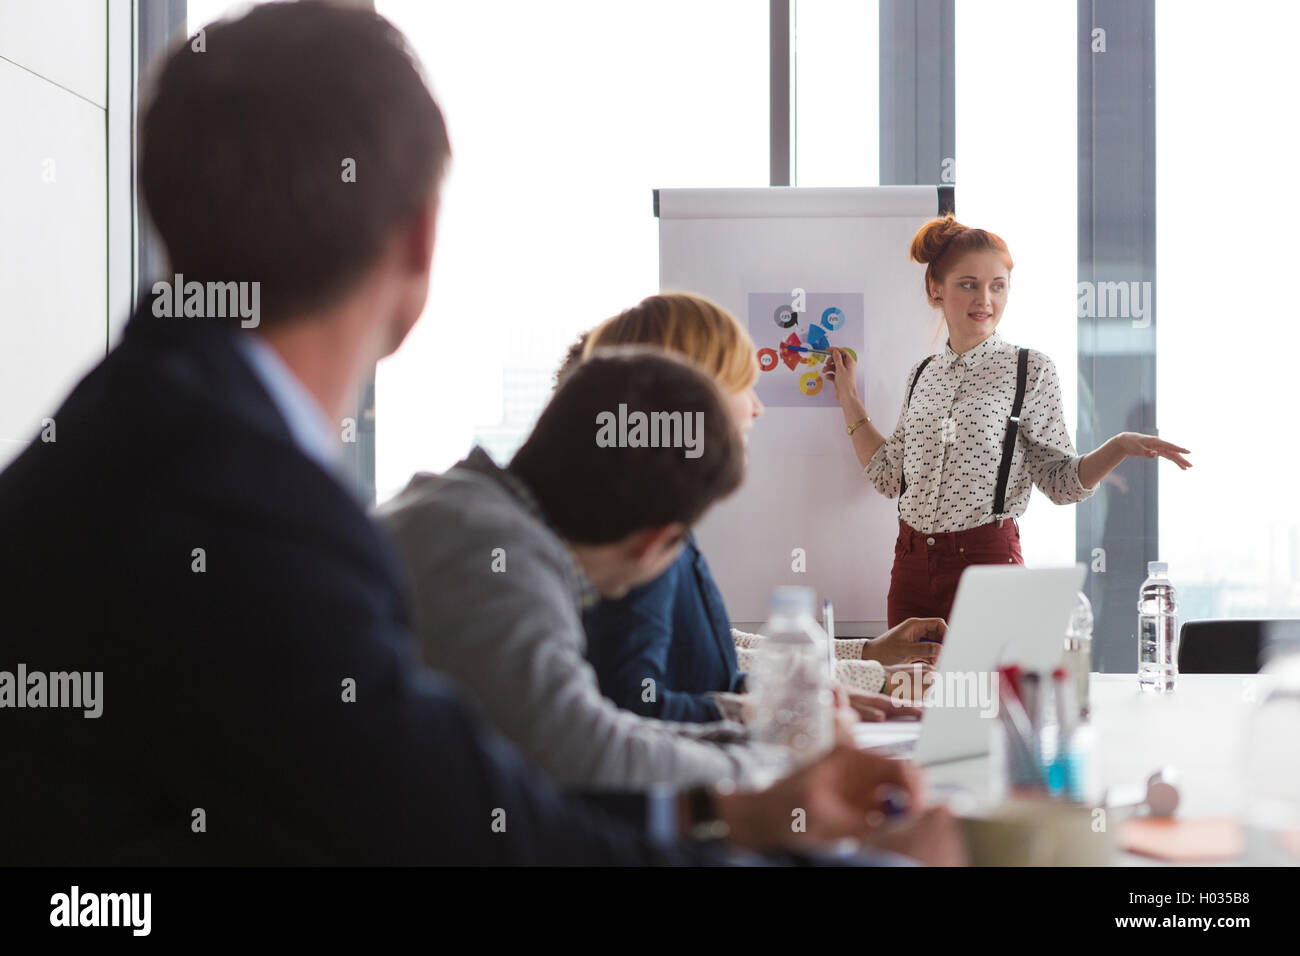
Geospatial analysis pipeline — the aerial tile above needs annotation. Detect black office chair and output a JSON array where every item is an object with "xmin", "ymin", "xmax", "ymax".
[{"xmin": 1179, "ymin": 619, "xmax": 1300, "ymax": 674}]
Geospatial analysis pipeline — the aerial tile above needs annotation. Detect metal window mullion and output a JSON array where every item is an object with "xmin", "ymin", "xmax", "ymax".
[
  {"xmin": 771, "ymin": 0, "xmax": 792, "ymax": 186},
  {"xmin": 880, "ymin": 0, "xmax": 953, "ymax": 186},
  {"xmin": 1076, "ymin": 0, "xmax": 1158, "ymax": 671}
]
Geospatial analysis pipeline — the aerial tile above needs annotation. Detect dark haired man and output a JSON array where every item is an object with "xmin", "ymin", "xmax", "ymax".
[
  {"xmin": 0, "ymin": 1, "xmax": 957, "ymax": 864},
  {"xmin": 380, "ymin": 346, "xmax": 773, "ymax": 789}
]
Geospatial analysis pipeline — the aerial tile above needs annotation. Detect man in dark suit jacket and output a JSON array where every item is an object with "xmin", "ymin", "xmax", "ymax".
[{"xmin": 0, "ymin": 1, "xmax": 955, "ymax": 865}]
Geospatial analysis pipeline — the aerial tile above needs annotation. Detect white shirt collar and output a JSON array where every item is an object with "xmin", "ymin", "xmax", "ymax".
[
  {"xmin": 941, "ymin": 330, "xmax": 1006, "ymax": 370},
  {"xmin": 231, "ymin": 333, "xmax": 341, "ymax": 471}
]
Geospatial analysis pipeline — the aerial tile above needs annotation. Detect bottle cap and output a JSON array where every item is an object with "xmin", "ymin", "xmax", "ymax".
[
  {"xmin": 1146, "ymin": 768, "xmax": 1180, "ymax": 817},
  {"xmin": 1067, "ymin": 591, "xmax": 1094, "ymax": 636},
  {"xmin": 1147, "ymin": 561, "xmax": 1168, "ymax": 575},
  {"xmin": 769, "ymin": 586, "xmax": 814, "ymax": 615}
]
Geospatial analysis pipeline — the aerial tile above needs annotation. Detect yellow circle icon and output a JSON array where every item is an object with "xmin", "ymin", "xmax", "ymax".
[{"xmin": 799, "ymin": 370, "xmax": 823, "ymax": 395}]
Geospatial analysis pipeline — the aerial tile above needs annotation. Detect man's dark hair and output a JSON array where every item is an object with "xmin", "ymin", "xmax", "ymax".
[
  {"xmin": 552, "ymin": 328, "xmax": 590, "ymax": 390},
  {"xmin": 139, "ymin": 0, "xmax": 449, "ymax": 324},
  {"xmin": 511, "ymin": 347, "xmax": 745, "ymax": 545}
]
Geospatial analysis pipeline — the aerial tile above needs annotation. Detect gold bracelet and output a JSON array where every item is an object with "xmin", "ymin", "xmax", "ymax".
[{"xmin": 847, "ymin": 415, "xmax": 871, "ymax": 436}]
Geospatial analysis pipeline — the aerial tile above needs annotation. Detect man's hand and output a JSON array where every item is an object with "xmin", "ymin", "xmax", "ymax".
[
  {"xmin": 830, "ymin": 682, "xmax": 861, "ymax": 742},
  {"xmin": 861, "ymin": 617, "xmax": 945, "ymax": 665},
  {"xmin": 882, "ymin": 662, "xmax": 932, "ymax": 703},
  {"xmin": 847, "ymin": 690, "xmax": 920, "ymax": 722},
  {"xmin": 713, "ymin": 746, "xmax": 922, "ymax": 851}
]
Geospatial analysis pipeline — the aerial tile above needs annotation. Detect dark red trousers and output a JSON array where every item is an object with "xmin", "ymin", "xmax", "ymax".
[{"xmin": 886, "ymin": 518, "xmax": 1024, "ymax": 627}]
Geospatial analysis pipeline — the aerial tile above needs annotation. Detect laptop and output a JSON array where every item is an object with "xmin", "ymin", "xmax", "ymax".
[{"xmin": 853, "ymin": 564, "xmax": 1086, "ymax": 766}]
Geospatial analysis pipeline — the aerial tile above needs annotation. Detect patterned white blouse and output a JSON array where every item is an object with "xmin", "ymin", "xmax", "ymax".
[
  {"xmin": 864, "ymin": 332, "xmax": 1096, "ymax": 534},
  {"xmin": 731, "ymin": 629, "xmax": 885, "ymax": 694}
]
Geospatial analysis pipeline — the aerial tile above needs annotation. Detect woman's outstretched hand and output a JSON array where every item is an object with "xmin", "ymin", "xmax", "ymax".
[
  {"xmin": 1081, "ymin": 431, "xmax": 1192, "ymax": 489},
  {"xmin": 1114, "ymin": 432, "xmax": 1192, "ymax": 469}
]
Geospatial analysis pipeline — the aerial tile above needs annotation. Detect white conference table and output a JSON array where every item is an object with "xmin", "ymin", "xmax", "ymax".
[{"xmin": 857, "ymin": 673, "xmax": 1271, "ymax": 865}]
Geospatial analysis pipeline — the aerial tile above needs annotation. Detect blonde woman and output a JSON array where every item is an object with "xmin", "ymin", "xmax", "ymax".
[{"xmin": 580, "ymin": 293, "xmax": 938, "ymax": 724}]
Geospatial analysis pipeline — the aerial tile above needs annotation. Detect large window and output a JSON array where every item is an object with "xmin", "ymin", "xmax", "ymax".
[
  {"xmin": 955, "ymin": 0, "xmax": 1078, "ymax": 569},
  {"xmin": 188, "ymin": 0, "xmax": 257, "ymax": 32},
  {"xmin": 373, "ymin": 0, "xmax": 768, "ymax": 499},
  {"xmin": 156, "ymin": 0, "xmax": 1299, "ymax": 643},
  {"xmin": 794, "ymin": 0, "xmax": 880, "ymax": 187},
  {"xmin": 1156, "ymin": 0, "xmax": 1300, "ymax": 621}
]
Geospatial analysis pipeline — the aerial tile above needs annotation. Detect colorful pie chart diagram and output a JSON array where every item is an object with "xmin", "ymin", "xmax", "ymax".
[
  {"xmin": 773, "ymin": 305, "xmax": 798, "ymax": 328},
  {"xmin": 799, "ymin": 370, "xmax": 823, "ymax": 395},
  {"xmin": 748, "ymin": 291, "xmax": 863, "ymax": 406},
  {"xmin": 806, "ymin": 324, "xmax": 830, "ymax": 352},
  {"xmin": 821, "ymin": 307, "xmax": 845, "ymax": 330},
  {"xmin": 780, "ymin": 332, "xmax": 803, "ymax": 369}
]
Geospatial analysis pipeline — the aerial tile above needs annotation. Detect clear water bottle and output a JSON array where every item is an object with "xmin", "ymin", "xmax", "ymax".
[
  {"xmin": 1064, "ymin": 591, "xmax": 1093, "ymax": 719},
  {"xmin": 748, "ymin": 586, "xmax": 834, "ymax": 768},
  {"xmin": 1137, "ymin": 561, "xmax": 1179, "ymax": 693}
]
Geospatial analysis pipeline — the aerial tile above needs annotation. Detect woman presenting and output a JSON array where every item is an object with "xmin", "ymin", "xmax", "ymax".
[{"xmin": 823, "ymin": 215, "xmax": 1191, "ymax": 627}]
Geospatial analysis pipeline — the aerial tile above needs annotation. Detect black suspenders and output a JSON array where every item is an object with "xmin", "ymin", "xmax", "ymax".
[
  {"xmin": 991, "ymin": 348, "xmax": 1030, "ymax": 518},
  {"xmin": 897, "ymin": 347, "xmax": 1029, "ymax": 521},
  {"xmin": 897, "ymin": 356, "xmax": 934, "ymax": 510}
]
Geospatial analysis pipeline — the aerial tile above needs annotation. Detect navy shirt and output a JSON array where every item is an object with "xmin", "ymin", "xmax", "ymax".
[{"xmin": 584, "ymin": 535, "xmax": 745, "ymax": 723}]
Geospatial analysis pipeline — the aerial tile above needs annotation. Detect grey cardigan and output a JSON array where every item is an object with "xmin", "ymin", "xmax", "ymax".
[{"xmin": 376, "ymin": 447, "xmax": 766, "ymax": 790}]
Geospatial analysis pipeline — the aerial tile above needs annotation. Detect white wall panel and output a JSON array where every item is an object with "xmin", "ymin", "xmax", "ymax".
[
  {"xmin": 0, "ymin": 0, "xmax": 107, "ymax": 107},
  {"xmin": 0, "ymin": 55, "xmax": 106, "ymax": 467}
]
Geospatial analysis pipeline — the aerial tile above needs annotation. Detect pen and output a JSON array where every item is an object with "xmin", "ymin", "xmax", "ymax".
[
  {"xmin": 1021, "ymin": 671, "xmax": 1041, "ymax": 738},
  {"xmin": 1050, "ymin": 667, "xmax": 1083, "ymax": 801},
  {"xmin": 1000, "ymin": 664, "xmax": 1025, "ymax": 704},
  {"xmin": 879, "ymin": 785, "xmax": 910, "ymax": 820},
  {"xmin": 822, "ymin": 598, "xmax": 836, "ymax": 684},
  {"xmin": 1021, "ymin": 670, "xmax": 1043, "ymax": 772},
  {"xmin": 996, "ymin": 667, "xmax": 1048, "ymax": 790}
]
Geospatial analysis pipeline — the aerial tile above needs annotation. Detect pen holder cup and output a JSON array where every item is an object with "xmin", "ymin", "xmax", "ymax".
[{"xmin": 957, "ymin": 798, "xmax": 1115, "ymax": 866}]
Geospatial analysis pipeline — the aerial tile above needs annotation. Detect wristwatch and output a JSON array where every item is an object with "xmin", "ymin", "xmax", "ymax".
[{"xmin": 684, "ymin": 784, "xmax": 732, "ymax": 841}]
